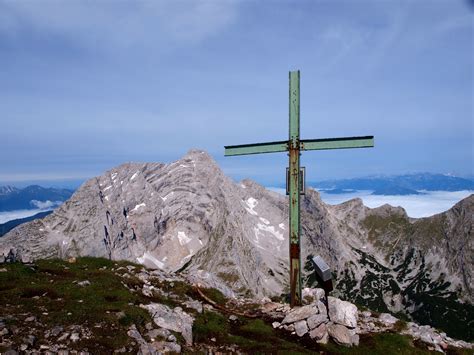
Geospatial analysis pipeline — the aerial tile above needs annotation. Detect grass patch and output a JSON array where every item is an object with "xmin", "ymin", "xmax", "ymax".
[
  {"xmin": 199, "ymin": 287, "xmax": 227, "ymax": 305},
  {"xmin": 0, "ymin": 257, "xmax": 151, "ymax": 353},
  {"xmin": 392, "ymin": 320, "xmax": 408, "ymax": 333},
  {"xmin": 323, "ymin": 333, "xmax": 436, "ymax": 354},
  {"xmin": 192, "ymin": 311, "xmax": 314, "ymax": 354},
  {"xmin": 193, "ymin": 310, "xmax": 230, "ymax": 343}
]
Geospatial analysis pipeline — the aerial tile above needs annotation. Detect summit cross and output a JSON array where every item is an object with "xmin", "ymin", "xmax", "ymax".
[{"xmin": 224, "ymin": 70, "xmax": 374, "ymax": 307}]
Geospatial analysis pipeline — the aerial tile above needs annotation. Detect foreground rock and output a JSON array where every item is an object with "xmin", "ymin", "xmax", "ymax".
[
  {"xmin": 140, "ymin": 303, "xmax": 194, "ymax": 346},
  {"xmin": 260, "ymin": 288, "xmax": 473, "ymax": 352}
]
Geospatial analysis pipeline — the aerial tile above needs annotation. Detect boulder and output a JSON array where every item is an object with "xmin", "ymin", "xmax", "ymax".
[
  {"xmin": 294, "ymin": 320, "xmax": 308, "ymax": 337},
  {"xmin": 309, "ymin": 323, "xmax": 327, "ymax": 341},
  {"xmin": 147, "ymin": 328, "xmax": 171, "ymax": 341},
  {"xmin": 328, "ymin": 323, "xmax": 353, "ymax": 347},
  {"xmin": 184, "ymin": 300, "xmax": 203, "ymax": 314},
  {"xmin": 328, "ymin": 297, "xmax": 358, "ymax": 328},
  {"xmin": 281, "ymin": 304, "xmax": 318, "ymax": 324},
  {"xmin": 317, "ymin": 300, "xmax": 328, "ymax": 315},
  {"xmin": 141, "ymin": 303, "xmax": 194, "ymax": 346},
  {"xmin": 302, "ymin": 288, "xmax": 325, "ymax": 303},
  {"xmin": 128, "ymin": 325, "xmax": 157, "ymax": 355},
  {"xmin": 378, "ymin": 313, "xmax": 398, "ymax": 326},
  {"xmin": 150, "ymin": 341, "xmax": 181, "ymax": 353},
  {"xmin": 307, "ymin": 314, "xmax": 328, "ymax": 330}
]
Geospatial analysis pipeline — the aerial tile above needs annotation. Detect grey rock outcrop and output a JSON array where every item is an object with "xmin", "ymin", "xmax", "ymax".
[
  {"xmin": 328, "ymin": 297, "xmax": 358, "ymax": 328},
  {"xmin": 141, "ymin": 303, "xmax": 194, "ymax": 346},
  {"xmin": 0, "ymin": 150, "xmax": 288, "ymax": 299},
  {"xmin": 327, "ymin": 323, "xmax": 352, "ymax": 346}
]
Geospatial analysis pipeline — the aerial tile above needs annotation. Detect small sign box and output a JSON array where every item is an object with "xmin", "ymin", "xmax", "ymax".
[{"xmin": 312, "ymin": 255, "xmax": 332, "ymax": 282}]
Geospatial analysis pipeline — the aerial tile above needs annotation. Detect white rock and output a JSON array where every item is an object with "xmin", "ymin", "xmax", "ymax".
[
  {"xmin": 141, "ymin": 303, "xmax": 194, "ymax": 346},
  {"xmin": 302, "ymin": 287, "xmax": 325, "ymax": 303},
  {"xmin": 328, "ymin": 323, "xmax": 353, "ymax": 347},
  {"xmin": 309, "ymin": 323, "xmax": 327, "ymax": 341},
  {"xmin": 281, "ymin": 304, "xmax": 318, "ymax": 324},
  {"xmin": 294, "ymin": 320, "xmax": 308, "ymax": 337},
  {"xmin": 378, "ymin": 313, "xmax": 398, "ymax": 326},
  {"xmin": 328, "ymin": 297, "xmax": 358, "ymax": 328},
  {"xmin": 70, "ymin": 333, "xmax": 80, "ymax": 342},
  {"xmin": 317, "ymin": 300, "xmax": 328, "ymax": 315},
  {"xmin": 307, "ymin": 313, "xmax": 328, "ymax": 330}
]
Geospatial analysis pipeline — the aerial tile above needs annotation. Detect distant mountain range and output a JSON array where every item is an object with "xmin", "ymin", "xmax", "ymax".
[
  {"xmin": 0, "ymin": 185, "xmax": 74, "ymax": 212},
  {"xmin": 310, "ymin": 173, "xmax": 474, "ymax": 195}
]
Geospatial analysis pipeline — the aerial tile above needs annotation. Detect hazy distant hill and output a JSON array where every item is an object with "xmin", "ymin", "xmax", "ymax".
[
  {"xmin": 0, "ymin": 185, "xmax": 74, "ymax": 212},
  {"xmin": 0, "ymin": 211, "xmax": 53, "ymax": 237},
  {"xmin": 313, "ymin": 173, "xmax": 474, "ymax": 195}
]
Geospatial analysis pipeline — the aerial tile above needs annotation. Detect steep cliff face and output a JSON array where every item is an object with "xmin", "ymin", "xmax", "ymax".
[{"xmin": 0, "ymin": 150, "xmax": 472, "ymax": 340}]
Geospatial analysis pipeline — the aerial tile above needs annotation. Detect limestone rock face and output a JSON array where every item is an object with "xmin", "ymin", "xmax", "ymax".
[{"xmin": 0, "ymin": 150, "xmax": 288, "ymax": 298}]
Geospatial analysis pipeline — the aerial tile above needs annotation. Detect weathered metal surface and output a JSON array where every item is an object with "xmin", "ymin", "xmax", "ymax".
[
  {"xmin": 286, "ymin": 167, "xmax": 305, "ymax": 195},
  {"xmin": 300, "ymin": 136, "xmax": 374, "ymax": 151},
  {"xmin": 224, "ymin": 140, "xmax": 288, "ymax": 156},
  {"xmin": 288, "ymin": 70, "xmax": 302, "ymax": 307},
  {"xmin": 311, "ymin": 255, "xmax": 332, "ymax": 282}
]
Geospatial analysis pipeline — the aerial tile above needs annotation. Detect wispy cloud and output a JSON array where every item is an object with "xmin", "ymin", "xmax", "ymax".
[
  {"xmin": 30, "ymin": 200, "xmax": 63, "ymax": 209},
  {"xmin": 0, "ymin": 0, "xmax": 238, "ymax": 48}
]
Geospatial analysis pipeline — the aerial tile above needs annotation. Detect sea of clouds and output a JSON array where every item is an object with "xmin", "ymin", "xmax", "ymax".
[
  {"xmin": 0, "ymin": 200, "xmax": 63, "ymax": 224},
  {"xmin": 267, "ymin": 188, "xmax": 474, "ymax": 218}
]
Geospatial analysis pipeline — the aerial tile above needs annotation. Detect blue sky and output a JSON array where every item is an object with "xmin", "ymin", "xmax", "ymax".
[{"xmin": 0, "ymin": 0, "xmax": 472, "ymax": 187}]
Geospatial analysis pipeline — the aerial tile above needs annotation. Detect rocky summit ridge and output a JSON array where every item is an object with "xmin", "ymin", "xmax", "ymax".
[{"xmin": 0, "ymin": 149, "xmax": 473, "ymax": 342}]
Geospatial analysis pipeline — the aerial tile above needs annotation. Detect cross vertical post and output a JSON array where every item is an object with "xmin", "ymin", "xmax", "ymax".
[
  {"xmin": 224, "ymin": 70, "xmax": 374, "ymax": 308},
  {"xmin": 288, "ymin": 70, "xmax": 302, "ymax": 306}
]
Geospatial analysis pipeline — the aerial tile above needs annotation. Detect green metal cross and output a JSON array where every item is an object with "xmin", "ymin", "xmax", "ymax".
[{"xmin": 224, "ymin": 70, "xmax": 374, "ymax": 307}]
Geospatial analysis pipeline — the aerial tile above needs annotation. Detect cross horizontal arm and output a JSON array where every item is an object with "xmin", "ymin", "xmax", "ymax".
[
  {"xmin": 300, "ymin": 136, "xmax": 374, "ymax": 151},
  {"xmin": 224, "ymin": 140, "xmax": 288, "ymax": 156}
]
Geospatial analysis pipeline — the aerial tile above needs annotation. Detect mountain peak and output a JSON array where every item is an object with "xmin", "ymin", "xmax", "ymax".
[{"xmin": 0, "ymin": 186, "xmax": 18, "ymax": 196}]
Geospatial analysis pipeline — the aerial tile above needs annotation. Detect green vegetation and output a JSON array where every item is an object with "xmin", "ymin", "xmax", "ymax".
[
  {"xmin": 198, "ymin": 286, "xmax": 227, "ymax": 305},
  {"xmin": 362, "ymin": 214, "xmax": 411, "ymax": 248},
  {"xmin": 0, "ymin": 257, "xmax": 151, "ymax": 352},
  {"xmin": 217, "ymin": 271, "xmax": 240, "ymax": 284},
  {"xmin": 192, "ymin": 311, "xmax": 314, "ymax": 354},
  {"xmin": 323, "ymin": 333, "xmax": 437, "ymax": 355}
]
